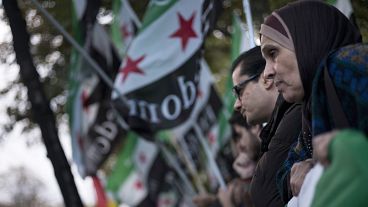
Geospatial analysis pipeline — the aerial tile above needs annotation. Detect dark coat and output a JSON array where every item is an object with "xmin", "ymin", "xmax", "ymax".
[{"xmin": 250, "ymin": 95, "xmax": 301, "ymax": 207}]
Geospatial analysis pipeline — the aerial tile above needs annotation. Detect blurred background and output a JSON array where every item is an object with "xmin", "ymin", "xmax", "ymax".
[{"xmin": 0, "ymin": 0, "xmax": 366, "ymax": 206}]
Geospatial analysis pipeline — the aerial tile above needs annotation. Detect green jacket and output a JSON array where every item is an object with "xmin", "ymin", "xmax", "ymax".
[{"xmin": 312, "ymin": 129, "xmax": 368, "ymax": 207}]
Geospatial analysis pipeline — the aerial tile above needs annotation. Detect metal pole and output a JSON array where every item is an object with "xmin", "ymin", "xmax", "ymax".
[
  {"xmin": 158, "ymin": 142, "xmax": 197, "ymax": 197},
  {"xmin": 193, "ymin": 125, "xmax": 226, "ymax": 189},
  {"xmin": 242, "ymin": 0, "xmax": 255, "ymax": 47},
  {"xmin": 177, "ymin": 137, "xmax": 207, "ymax": 194}
]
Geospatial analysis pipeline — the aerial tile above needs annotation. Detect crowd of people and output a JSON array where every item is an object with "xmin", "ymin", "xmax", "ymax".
[{"xmin": 194, "ymin": 1, "xmax": 367, "ymax": 206}]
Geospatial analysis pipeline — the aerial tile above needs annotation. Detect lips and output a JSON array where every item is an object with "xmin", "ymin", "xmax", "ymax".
[
  {"xmin": 274, "ymin": 80, "xmax": 285, "ymax": 92},
  {"xmin": 237, "ymin": 162, "xmax": 249, "ymax": 167},
  {"xmin": 241, "ymin": 109, "xmax": 247, "ymax": 118},
  {"xmin": 275, "ymin": 80, "xmax": 283, "ymax": 87}
]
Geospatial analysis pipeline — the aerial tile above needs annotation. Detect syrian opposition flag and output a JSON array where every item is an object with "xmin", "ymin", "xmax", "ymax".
[
  {"xmin": 67, "ymin": 0, "xmax": 126, "ymax": 177},
  {"xmin": 161, "ymin": 59, "xmax": 223, "ymax": 192},
  {"xmin": 111, "ymin": 0, "xmax": 141, "ymax": 56},
  {"xmin": 106, "ymin": 134, "xmax": 182, "ymax": 206},
  {"xmin": 112, "ymin": 0, "xmax": 218, "ymax": 135}
]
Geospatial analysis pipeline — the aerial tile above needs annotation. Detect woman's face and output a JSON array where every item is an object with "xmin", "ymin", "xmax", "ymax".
[{"xmin": 261, "ymin": 35, "xmax": 304, "ymax": 103}]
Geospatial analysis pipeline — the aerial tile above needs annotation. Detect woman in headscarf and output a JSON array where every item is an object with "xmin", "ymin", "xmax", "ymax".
[{"xmin": 259, "ymin": 0, "xmax": 362, "ymax": 203}]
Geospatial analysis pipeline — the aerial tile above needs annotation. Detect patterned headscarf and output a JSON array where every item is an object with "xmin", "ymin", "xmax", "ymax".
[{"xmin": 312, "ymin": 44, "xmax": 368, "ymax": 136}]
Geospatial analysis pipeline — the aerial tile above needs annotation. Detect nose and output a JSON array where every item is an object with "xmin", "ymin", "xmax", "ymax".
[
  {"xmin": 263, "ymin": 61, "xmax": 275, "ymax": 80},
  {"xmin": 234, "ymin": 98, "xmax": 242, "ymax": 112}
]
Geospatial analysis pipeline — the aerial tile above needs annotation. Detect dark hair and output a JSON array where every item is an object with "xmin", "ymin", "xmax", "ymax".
[
  {"xmin": 231, "ymin": 46, "xmax": 266, "ymax": 79},
  {"xmin": 229, "ymin": 111, "xmax": 247, "ymax": 142},
  {"xmin": 229, "ymin": 111, "xmax": 262, "ymax": 161},
  {"xmin": 229, "ymin": 110, "xmax": 249, "ymax": 128}
]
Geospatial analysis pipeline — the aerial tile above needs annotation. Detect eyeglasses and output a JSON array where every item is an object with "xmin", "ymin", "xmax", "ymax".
[{"xmin": 232, "ymin": 73, "xmax": 261, "ymax": 100}]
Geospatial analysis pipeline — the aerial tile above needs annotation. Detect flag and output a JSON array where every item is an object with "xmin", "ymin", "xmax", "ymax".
[
  {"xmin": 92, "ymin": 176, "xmax": 108, "ymax": 207},
  {"xmin": 67, "ymin": 0, "xmax": 126, "ymax": 177},
  {"xmin": 109, "ymin": 0, "xmax": 226, "ymax": 195},
  {"xmin": 105, "ymin": 134, "xmax": 182, "ymax": 206},
  {"xmin": 105, "ymin": 134, "xmax": 147, "ymax": 206},
  {"xmin": 111, "ymin": 0, "xmax": 141, "ymax": 56},
  {"xmin": 112, "ymin": 0, "xmax": 214, "ymax": 134},
  {"xmin": 159, "ymin": 59, "xmax": 223, "ymax": 192}
]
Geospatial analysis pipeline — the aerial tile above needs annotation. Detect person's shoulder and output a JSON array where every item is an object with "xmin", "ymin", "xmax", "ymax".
[
  {"xmin": 284, "ymin": 103, "xmax": 301, "ymax": 117},
  {"xmin": 279, "ymin": 103, "xmax": 302, "ymax": 132},
  {"xmin": 270, "ymin": 103, "xmax": 301, "ymax": 145}
]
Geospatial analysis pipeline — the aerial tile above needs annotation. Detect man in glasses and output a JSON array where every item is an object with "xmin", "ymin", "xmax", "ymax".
[
  {"xmin": 232, "ymin": 47, "xmax": 277, "ymax": 126},
  {"xmin": 231, "ymin": 46, "xmax": 302, "ymax": 207}
]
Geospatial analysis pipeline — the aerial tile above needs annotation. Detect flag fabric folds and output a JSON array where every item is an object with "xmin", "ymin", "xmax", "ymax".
[
  {"xmin": 112, "ymin": 0, "xmax": 213, "ymax": 134},
  {"xmin": 67, "ymin": 0, "xmax": 126, "ymax": 177},
  {"xmin": 106, "ymin": 134, "xmax": 183, "ymax": 206},
  {"xmin": 68, "ymin": 0, "xmax": 228, "ymax": 205},
  {"xmin": 108, "ymin": 0, "xmax": 226, "ymax": 201},
  {"xmin": 111, "ymin": 0, "xmax": 141, "ymax": 56}
]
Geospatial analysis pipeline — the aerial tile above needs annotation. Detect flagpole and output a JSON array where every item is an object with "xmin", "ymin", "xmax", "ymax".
[
  {"xmin": 122, "ymin": 0, "xmax": 142, "ymax": 27},
  {"xmin": 176, "ymin": 137, "xmax": 207, "ymax": 194},
  {"xmin": 158, "ymin": 142, "xmax": 197, "ymax": 197},
  {"xmin": 29, "ymin": 0, "xmax": 129, "ymax": 106},
  {"xmin": 171, "ymin": 180, "xmax": 196, "ymax": 207},
  {"xmin": 193, "ymin": 125, "xmax": 226, "ymax": 189},
  {"xmin": 113, "ymin": 113, "xmax": 198, "ymax": 200},
  {"xmin": 242, "ymin": 0, "xmax": 255, "ymax": 47}
]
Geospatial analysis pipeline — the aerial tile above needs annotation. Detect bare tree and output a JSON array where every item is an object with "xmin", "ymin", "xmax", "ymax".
[{"xmin": 0, "ymin": 166, "xmax": 53, "ymax": 207}]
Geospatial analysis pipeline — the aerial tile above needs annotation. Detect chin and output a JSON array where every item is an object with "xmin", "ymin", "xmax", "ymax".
[
  {"xmin": 282, "ymin": 92, "xmax": 302, "ymax": 103},
  {"xmin": 282, "ymin": 95, "xmax": 295, "ymax": 103},
  {"xmin": 246, "ymin": 116, "xmax": 257, "ymax": 126}
]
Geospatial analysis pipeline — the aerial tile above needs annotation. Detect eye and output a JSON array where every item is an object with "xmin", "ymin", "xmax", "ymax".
[{"xmin": 268, "ymin": 48, "xmax": 277, "ymax": 59}]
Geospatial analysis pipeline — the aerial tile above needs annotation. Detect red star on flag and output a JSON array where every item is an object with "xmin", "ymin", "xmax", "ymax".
[
  {"xmin": 170, "ymin": 12, "xmax": 197, "ymax": 51},
  {"xmin": 121, "ymin": 23, "xmax": 132, "ymax": 39},
  {"xmin": 138, "ymin": 152, "xmax": 146, "ymax": 164},
  {"xmin": 120, "ymin": 55, "xmax": 145, "ymax": 82},
  {"xmin": 77, "ymin": 134, "xmax": 84, "ymax": 149},
  {"xmin": 134, "ymin": 180, "xmax": 144, "ymax": 190},
  {"xmin": 197, "ymin": 89, "xmax": 203, "ymax": 98},
  {"xmin": 81, "ymin": 90, "xmax": 89, "ymax": 112},
  {"xmin": 207, "ymin": 132, "xmax": 216, "ymax": 145},
  {"xmin": 158, "ymin": 198, "xmax": 173, "ymax": 207}
]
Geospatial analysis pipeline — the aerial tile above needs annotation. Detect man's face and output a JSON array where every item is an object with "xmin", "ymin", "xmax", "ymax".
[
  {"xmin": 261, "ymin": 35, "xmax": 304, "ymax": 103},
  {"xmin": 232, "ymin": 66, "xmax": 269, "ymax": 125}
]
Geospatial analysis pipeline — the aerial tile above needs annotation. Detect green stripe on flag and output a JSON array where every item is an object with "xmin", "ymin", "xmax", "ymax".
[
  {"xmin": 106, "ymin": 132, "xmax": 138, "ymax": 192},
  {"xmin": 139, "ymin": 0, "xmax": 178, "ymax": 31},
  {"xmin": 67, "ymin": 0, "xmax": 86, "ymax": 122},
  {"xmin": 231, "ymin": 14, "xmax": 243, "ymax": 62},
  {"xmin": 111, "ymin": 0, "xmax": 123, "ymax": 53}
]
